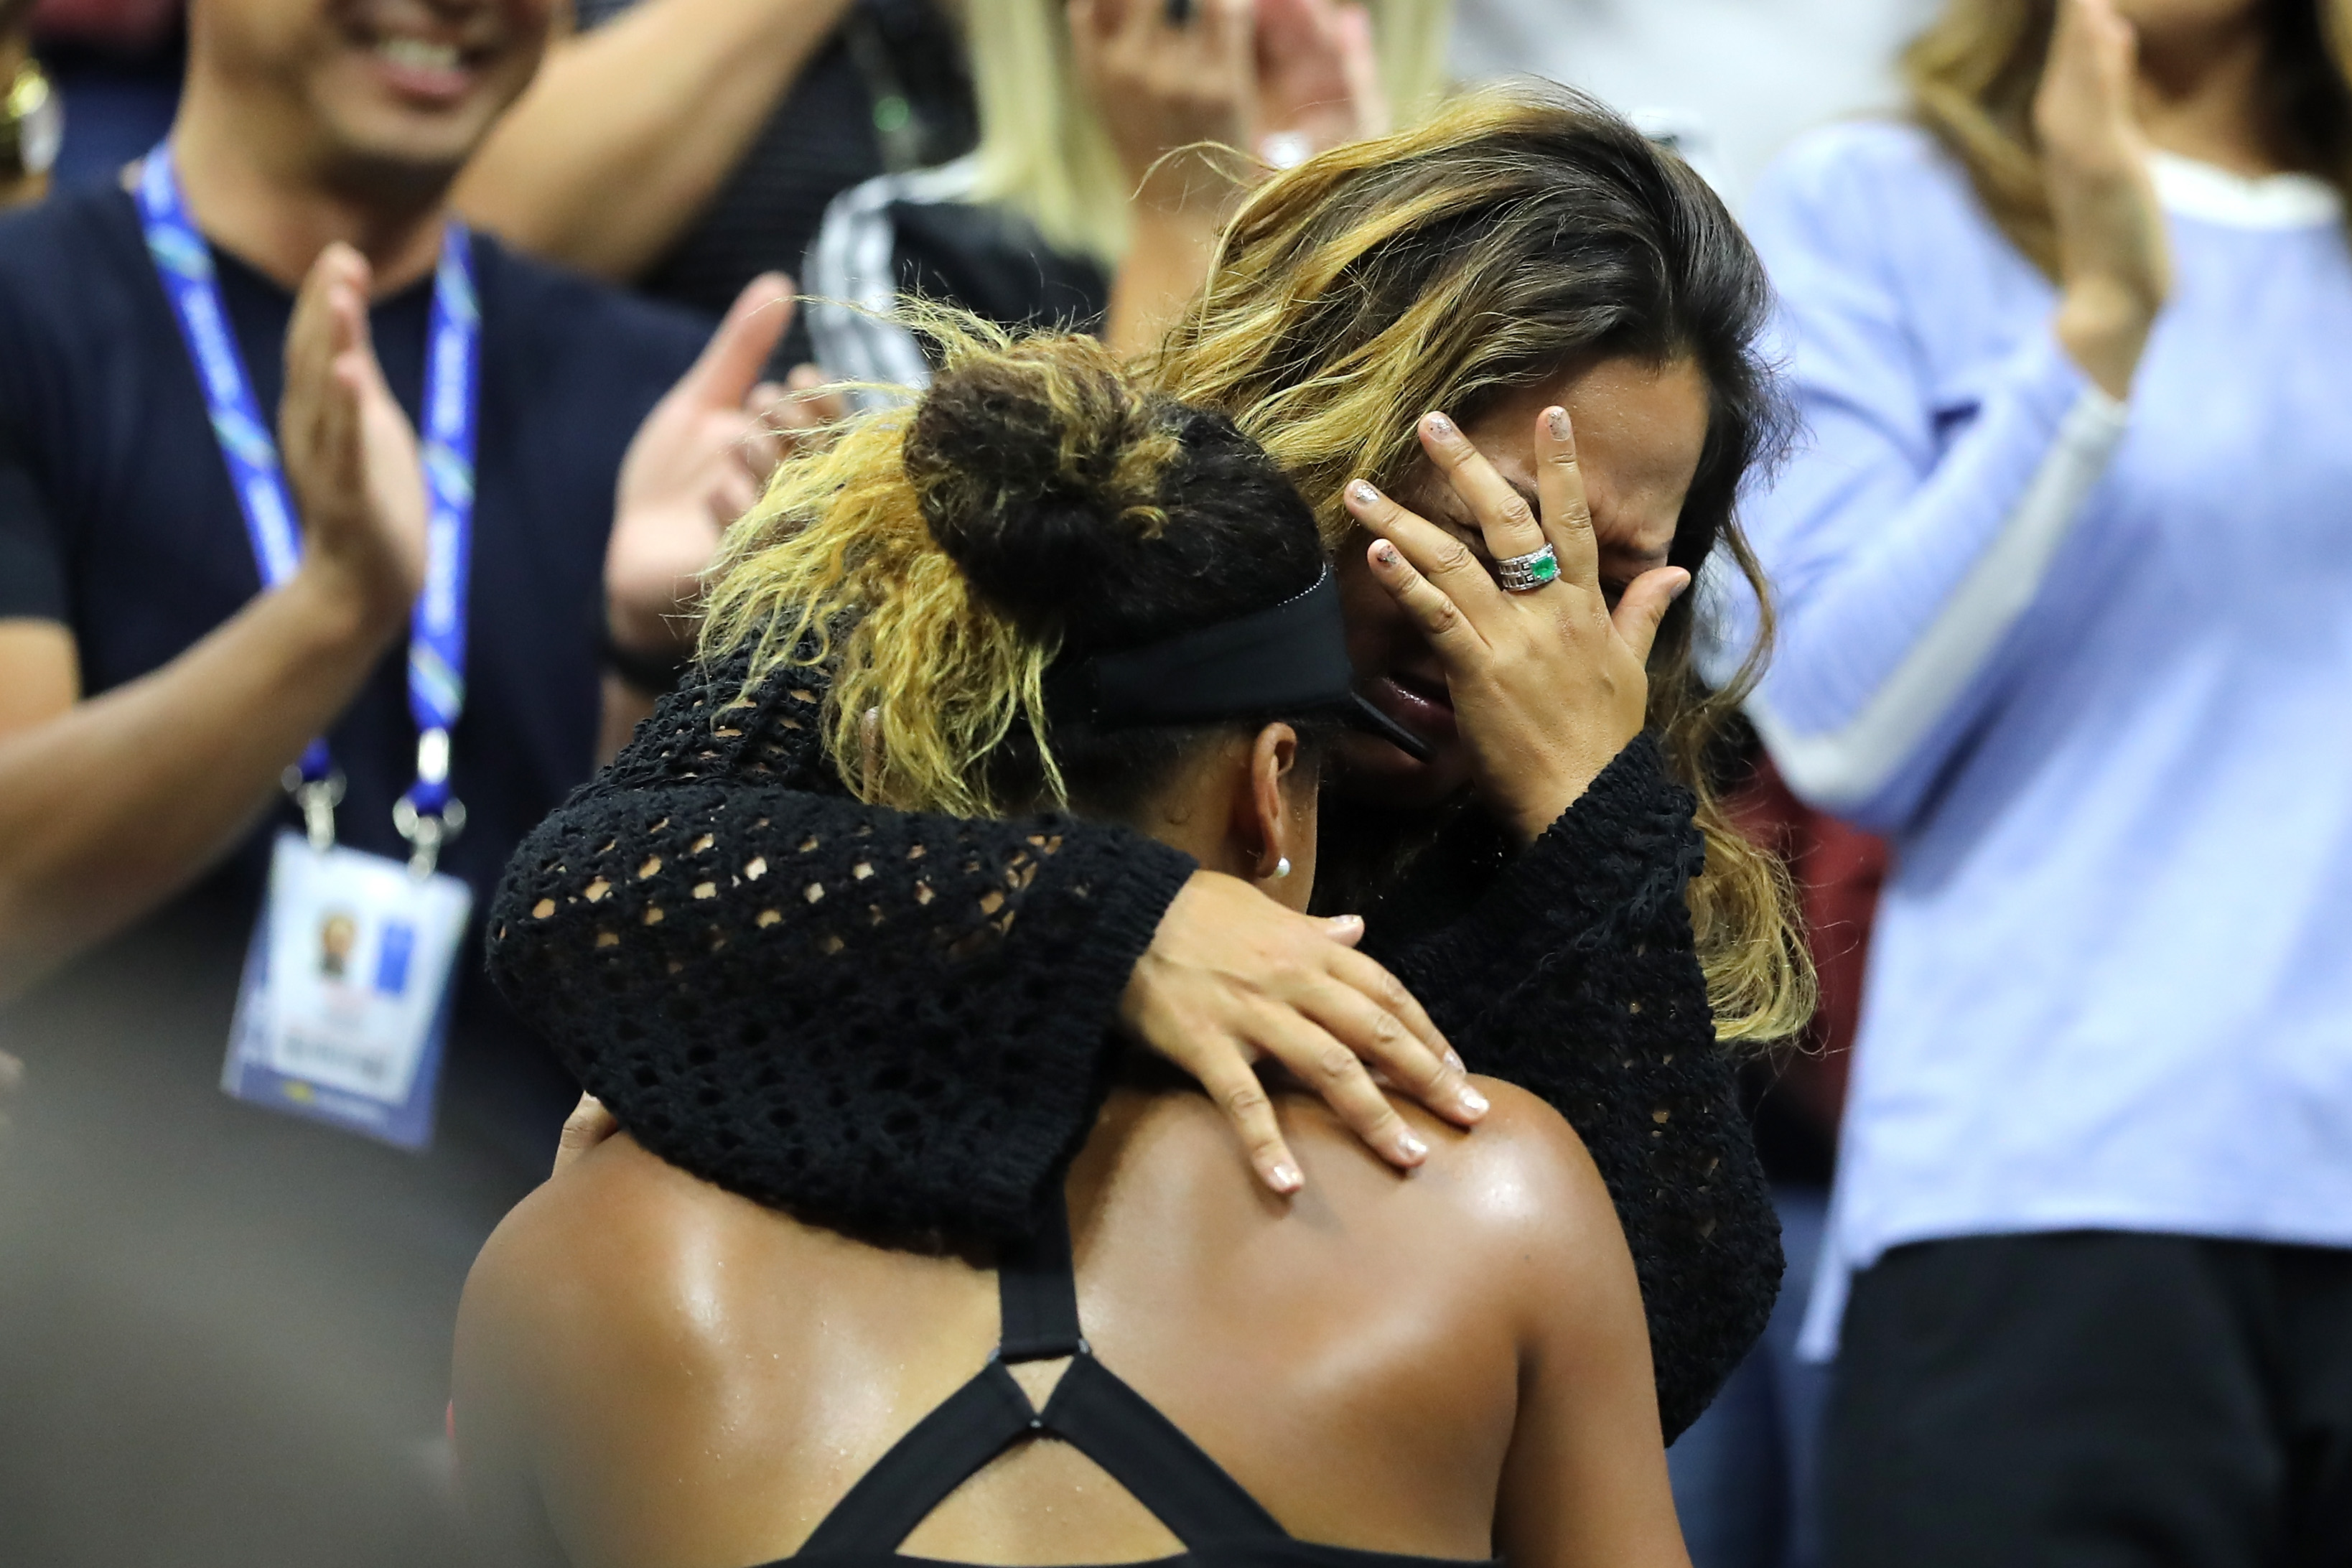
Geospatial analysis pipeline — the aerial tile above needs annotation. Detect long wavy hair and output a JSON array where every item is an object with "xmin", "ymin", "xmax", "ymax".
[
  {"xmin": 1905, "ymin": 0, "xmax": 2352, "ymax": 271},
  {"xmin": 964, "ymin": 0, "xmax": 1454, "ymax": 264},
  {"xmin": 1148, "ymin": 83, "xmax": 1814, "ymax": 1047}
]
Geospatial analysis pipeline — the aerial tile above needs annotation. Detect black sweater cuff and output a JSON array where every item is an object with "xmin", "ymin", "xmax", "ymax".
[{"xmin": 1382, "ymin": 735, "xmax": 1702, "ymax": 1029}]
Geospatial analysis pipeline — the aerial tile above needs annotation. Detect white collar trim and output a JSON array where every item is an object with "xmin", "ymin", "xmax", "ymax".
[{"xmin": 2150, "ymin": 151, "xmax": 2341, "ymax": 229}]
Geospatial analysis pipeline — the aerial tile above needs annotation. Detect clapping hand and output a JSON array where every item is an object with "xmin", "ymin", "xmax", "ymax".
[
  {"xmin": 279, "ymin": 243, "xmax": 429, "ymax": 638},
  {"xmin": 605, "ymin": 274, "xmax": 848, "ymax": 665},
  {"xmin": 1070, "ymin": 0, "xmax": 1386, "ymax": 214},
  {"xmin": 2037, "ymin": 0, "xmax": 2170, "ymax": 398},
  {"xmin": 1254, "ymin": 0, "xmax": 1386, "ymax": 165}
]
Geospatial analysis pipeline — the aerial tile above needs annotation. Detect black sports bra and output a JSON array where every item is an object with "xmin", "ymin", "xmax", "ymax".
[{"xmin": 760, "ymin": 1190, "xmax": 1498, "ymax": 1568}]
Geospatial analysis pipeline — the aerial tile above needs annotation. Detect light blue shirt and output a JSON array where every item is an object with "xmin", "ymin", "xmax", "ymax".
[{"xmin": 1728, "ymin": 122, "xmax": 2352, "ymax": 1355}]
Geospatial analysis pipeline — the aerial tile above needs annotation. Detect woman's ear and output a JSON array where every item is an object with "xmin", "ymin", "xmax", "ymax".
[{"xmin": 1242, "ymin": 723, "xmax": 1316, "ymax": 911}]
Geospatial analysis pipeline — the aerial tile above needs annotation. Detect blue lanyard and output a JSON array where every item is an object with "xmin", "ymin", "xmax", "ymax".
[{"xmin": 135, "ymin": 146, "xmax": 480, "ymax": 851}]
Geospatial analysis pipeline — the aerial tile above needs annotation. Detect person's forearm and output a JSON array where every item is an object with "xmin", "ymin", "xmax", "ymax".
[
  {"xmin": 1750, "ymin": 332, "xmax": 2127, "ymax": 828},
  {"xmin": 1104, "ymin": 205, "xmax": 1226, "ymax": 357},
  {"xmin": 0, "ymin": 568, "xmax": 400, "ymax": 996},
  {"xmin": 597, "ymin": 672, "xmax": 661, "ymax": 767},
  {"xmin": 453, "ymin": 0, "xmax": 854, "ymax": 279}
]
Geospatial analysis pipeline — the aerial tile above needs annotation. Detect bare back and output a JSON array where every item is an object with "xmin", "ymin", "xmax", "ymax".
[{"xmin": 454, "ymin": 1079, "xmax": 1687, "ymax": 1568}]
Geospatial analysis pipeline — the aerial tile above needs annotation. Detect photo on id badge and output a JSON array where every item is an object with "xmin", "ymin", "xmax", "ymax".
[{"xmin": 224, "ymin": 833, "xmax": 472, "ymax": 1149}]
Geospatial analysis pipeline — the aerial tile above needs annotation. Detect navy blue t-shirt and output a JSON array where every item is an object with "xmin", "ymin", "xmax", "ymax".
[{"xmin": 0, "ymin": 185, "xmax": 707, "ymax": 1130}]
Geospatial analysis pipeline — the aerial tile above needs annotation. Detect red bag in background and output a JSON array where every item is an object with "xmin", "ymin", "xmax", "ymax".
[{"xmin": 1728, "ymin": 752, "xmax": 1887, "ymax": 1143}]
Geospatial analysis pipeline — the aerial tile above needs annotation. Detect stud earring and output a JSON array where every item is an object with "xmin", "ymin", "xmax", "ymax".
[{"xmin": 1271, "ymin": 856, "xmax": 1292, "ymax": 879}]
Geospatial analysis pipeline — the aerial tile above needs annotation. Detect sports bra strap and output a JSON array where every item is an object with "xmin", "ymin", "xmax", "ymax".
[
  {"xmin": 795, "ymin": 1361, "xmax": 1040, "ymax": 1556},
  {"xmin": 793, "ymin": 1189, "xmax": 1288, "ymax": 1558},
  {"xmin": 1032, "ymin": 1354, "xmax": 1286, "ymax": 1544},
  {"xmin": 996, "ymin": 1194, "xmax": 1086, "ymax": 1363}
]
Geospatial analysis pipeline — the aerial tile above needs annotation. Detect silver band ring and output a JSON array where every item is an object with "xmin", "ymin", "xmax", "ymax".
[{"xmin": 1495, "ymin": 543, "xmax": 1561, "ymax": 593}]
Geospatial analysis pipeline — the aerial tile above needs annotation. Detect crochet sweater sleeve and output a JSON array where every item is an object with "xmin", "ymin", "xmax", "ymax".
[
  {"xmin": 487, "ymin": 653, "xmax": 1197, "ymax": 1241},
  {"xmin": 487, "ymin": 658, "xmax": 1778, "ymax": 1438},
  {"xmin": 1357, "ymin": 741, "xmax": 1781, "ymax": 1442}
]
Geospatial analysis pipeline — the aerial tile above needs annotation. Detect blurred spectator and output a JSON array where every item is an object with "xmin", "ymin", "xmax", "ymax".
[
  {"xmin": 1735, "ymin": 0, "xmax": 2352, "ymax": 1560},
  {"xmin": 806, "ymin": 0, "xmax": 1438, "ymax": 383},
  {"xmin": 455, "ymin": 0, "xmax": 974, "ymax": 360},
  {"xmin": 0, "ymin": 0, "xmax": 793, "ymax": 1555},
  {"xmin": 1, "ymin": 0, "xmax": 60, "ymax": 206},
  {"xmin": 1450, "ymin": 0, "xmax": 1939, "ymax": 200}
]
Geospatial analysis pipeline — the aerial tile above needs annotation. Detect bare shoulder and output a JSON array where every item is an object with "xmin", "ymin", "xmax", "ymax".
[
  {"xmin": 1098, "ymin": 1075, "xmax": 1625, "ymax": 1310},
  {"xmin": 1427, "ymin": 1076, "xmax": 1613, "ymax": 1222},
  {"xmin": 1286, "ymin": 1076, "xmax": 1630, "ymax": 1320},
  {"xmin": 461, "ymin": 1133, "xmax": 762, "ymax": 1368},
  {"xmin": 1394, "ymin": 1078, "xmax": 1620, "ymax": 1266}
]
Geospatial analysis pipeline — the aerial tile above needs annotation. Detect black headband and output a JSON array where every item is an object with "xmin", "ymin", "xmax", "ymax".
[{"xmin": 1044, "ymin": 569, "xmax": 1434, "ymax": 762}]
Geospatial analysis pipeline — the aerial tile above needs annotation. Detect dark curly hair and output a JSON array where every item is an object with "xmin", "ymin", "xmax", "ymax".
[{"xmin": 699, "ymin": 315, "xmax": 1331, "ymax": 820}]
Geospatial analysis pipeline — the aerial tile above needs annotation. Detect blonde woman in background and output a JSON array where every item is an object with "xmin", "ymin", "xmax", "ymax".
[
  {"xmin": 1731, "ymin": 0, "xmax": 2352, "ymax": 1559},
  {"xmin": 805, "ymin": 0, "xmax": 1449, "ymax": 386}
]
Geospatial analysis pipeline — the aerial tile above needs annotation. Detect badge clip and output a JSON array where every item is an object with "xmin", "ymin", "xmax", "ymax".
[
  {"xmin": 393, "ymin": 795, "xmax": 467, "ymax": 879},
  {"xmin": 393, "ymin": 727, "xmax": 465, "ymax": 878},
  {"xmin": 281, "ymin": 766, "xmax": 346, "ymax": 851}
]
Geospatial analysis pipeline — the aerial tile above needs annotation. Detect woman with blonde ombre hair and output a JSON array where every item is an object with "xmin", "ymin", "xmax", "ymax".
[
  {"xmin": 493, "ymin": 85, "xmax": 1808, "ymax": 1445},
  {"xmin": 458, "ymin": 322, "xmax": 1694, "ymax": 1568},
  {"xmin": 1734, "ymin": 0, "xmax": 2352, "ymax": 1559}
]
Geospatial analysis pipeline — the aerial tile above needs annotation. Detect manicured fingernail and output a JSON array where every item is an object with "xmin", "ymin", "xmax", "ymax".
[
  {"xmin": 1397, "ymin": 1132, "xmax": 1429, "ymax": 1162},
  {"xmin": 1458, "ymin": 1084, "xmax": 1489, "ymax": 1116},
  {"xmin": 1347, "ymin": 479, "xmax": 1380, "ymax": 508},
  {"xmin": 1444, "ymin": 1048, "xmax": 1465, "ymax": 1071},
  {"xmin": 1547, "ymin": 407, "xmax": 1572, "ymax": 439},
  {"xmin": 1269, "ymin": 1162, "xmax": 1303, "ymax": 1193},
  {"xmin": 1422, "ymin": 412, "xmax": 1457, "ymax": 441},
  {"xmin": 1372, "ymin": 541, "xmax": 1400, "ymax": 566}
]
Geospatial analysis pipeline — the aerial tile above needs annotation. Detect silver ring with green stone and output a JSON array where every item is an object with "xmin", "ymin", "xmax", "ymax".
[{"xmin": 1495, "ymin": 543, "xmax": 1561, "ymax": 593}]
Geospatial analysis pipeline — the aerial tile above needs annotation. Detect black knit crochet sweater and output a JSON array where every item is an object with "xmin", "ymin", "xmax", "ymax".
[{"xmin": 487, "ymin": 652, "xmax": 1781, "ymax": 1441}]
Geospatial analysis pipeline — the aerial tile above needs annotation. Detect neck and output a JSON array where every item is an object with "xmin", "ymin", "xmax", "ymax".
[
  {"xmin": 2131, "ymin": 13, "xmax": 2282, "ymax": 178},
  {"xmin": 167, "ymin": 72, "xmax": 452, "ymax": 295}
]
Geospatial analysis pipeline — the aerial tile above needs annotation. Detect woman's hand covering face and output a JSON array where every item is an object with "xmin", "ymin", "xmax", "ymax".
[{"xmin": 1339, "ymin": 372, "xmax": 1702, "ymax": 844}]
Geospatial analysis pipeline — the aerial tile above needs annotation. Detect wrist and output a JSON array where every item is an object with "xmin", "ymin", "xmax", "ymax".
[
  {"xmin": 1493, "ymin": 724, "xmax": 1639, "ymax": 846},
  {"xmin": 285, "ymin": 555, "xmax": 410, "ymax": 653},
  {"xmin": 2055, "ymin": 277, "xmax": 2157, "ymax": 400},
  {"xmin": 605, "ymin": 594, "xmax": 699, "ymax": 663},
  {"xmin": 1126, "ymin": 154, "xmax": 1250, "ymax": 227}
]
